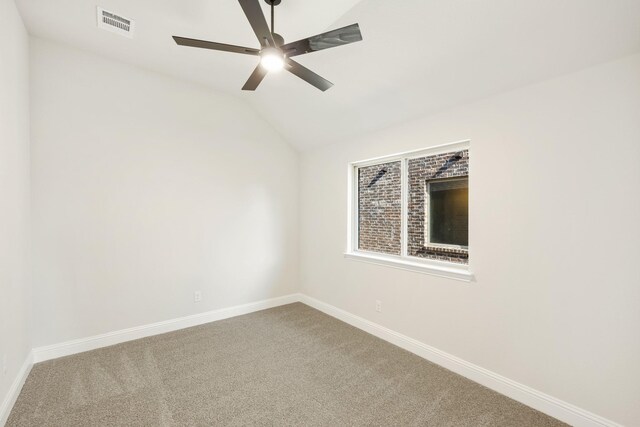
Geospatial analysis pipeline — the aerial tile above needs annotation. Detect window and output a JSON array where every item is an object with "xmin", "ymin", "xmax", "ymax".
[
  {"xmin": 427, "ymin": 178, "xmax": 468, "ymax": 248},
  {"xmin": 346, "ymin": 141, "xmax": 472, "ymax": 281}
]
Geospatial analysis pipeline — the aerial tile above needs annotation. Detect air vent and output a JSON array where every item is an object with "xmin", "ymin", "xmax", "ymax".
[{"xmin": 97, "ymin": 7, "xmax": 135, "ymax": 38}]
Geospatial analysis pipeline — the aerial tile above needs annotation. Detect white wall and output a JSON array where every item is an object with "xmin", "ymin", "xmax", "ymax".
[
  {"xmin": 0, "ymin": 0, "xmax": 31, "ymax": 415},
  {"xmin": 30, "ymin": 38, "xmax": 299, "ymax": 347},
  {"xmin": 300, "ymin": 53, "xmax": 640, "ymax": 426}
]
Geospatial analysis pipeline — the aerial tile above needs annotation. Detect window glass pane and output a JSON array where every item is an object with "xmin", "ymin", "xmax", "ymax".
[
  {"xmin": 358, "ymin": 161, "xmax": 401, "ymax": 255},
  {"xmin": 407, "ymin": 149, "xmax": 469, "ymax": 264},
  {"xmin": 429, "ymin": 179, "xmax": 468, "ymax": 246}
]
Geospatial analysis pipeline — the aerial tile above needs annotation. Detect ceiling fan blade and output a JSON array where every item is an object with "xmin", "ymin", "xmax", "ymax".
[
  {"xmin": 281, "ymin": 23, "xmax": 362, "ymax": 58},
  {"xmin": 242, "ymin": 64, "xmax": 268, "ymax": 91},
  {"xmin": 285, "ymin": 59, "xmax": 333, "ymax": 92},
  {"xmin": 238, "ymin": 0, "xmax": 275, "ymax": 48},
  {"xmin": 173, "ymin": 36, "xmax": 260, "ymax": 55}
]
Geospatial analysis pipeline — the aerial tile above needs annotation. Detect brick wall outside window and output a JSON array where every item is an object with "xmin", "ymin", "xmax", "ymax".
[{"xmin": 358, "ymin": 161, "xmax": 401, "ymax": 255}]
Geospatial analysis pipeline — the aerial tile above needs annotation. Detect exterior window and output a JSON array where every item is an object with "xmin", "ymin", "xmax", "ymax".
[
  {"xmin": 427, "ymin": 178, "xmax": 468, "ymax": 248},
  {"xmin": 348, "ymin": 141, "xmax": 471, "ymax": 280}
]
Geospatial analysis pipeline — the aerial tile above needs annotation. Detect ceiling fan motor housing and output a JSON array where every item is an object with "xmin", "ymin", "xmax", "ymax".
[{"xmin": 272, "ymin": 33, "xmax": 284, "ymax": 47}]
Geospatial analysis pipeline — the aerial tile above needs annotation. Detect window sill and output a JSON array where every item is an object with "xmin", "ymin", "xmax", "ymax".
[
  {"xmin": 343, "ymin": 251, "xmax": 474, "ymax": 282},
  {"xmin": 424, "ymin": 245, "xmax": 468, "ymax": 253}
]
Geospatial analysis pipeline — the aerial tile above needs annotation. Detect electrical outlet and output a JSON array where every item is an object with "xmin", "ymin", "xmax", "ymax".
[
  {"xmin": 194, "ymin": 291, "xmax": 202, "ymax": 303},
  {"xmin": 375, "ymin": 300, "xmax": 382, "ymax": 313}
]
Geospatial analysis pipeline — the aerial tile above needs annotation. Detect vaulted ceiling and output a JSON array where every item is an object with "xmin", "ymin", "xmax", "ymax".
[{"xmin": 16, "ymin": 0, "xmax": 640, "ymax": 150}]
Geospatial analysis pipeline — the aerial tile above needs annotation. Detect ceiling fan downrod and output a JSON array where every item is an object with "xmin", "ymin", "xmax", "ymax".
[
  {"xmin": 265, "ymin": 0, "xmax": 282, "ymax": 45},
  {"xmin": 270, "ymin": 1, "xmax": 274, "ymax": 34}
]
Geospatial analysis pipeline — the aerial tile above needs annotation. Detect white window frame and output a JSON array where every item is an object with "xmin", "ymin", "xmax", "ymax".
[
  {"xmin": 425, "ymin": 177, "xmax": 469, "ymax": 250},
  {"xmin": 345, "ymin": 140, "xmax": 473, "ymax": 282}
]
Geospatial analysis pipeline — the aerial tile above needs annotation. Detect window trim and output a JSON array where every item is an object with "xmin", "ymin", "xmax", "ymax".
[{"xmin": 346, "ymin": 140, "xmax": 473, "ymax": 282}]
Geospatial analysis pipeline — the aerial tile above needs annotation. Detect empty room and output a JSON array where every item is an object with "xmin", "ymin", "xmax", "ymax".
[{"xmin": 1, "ymin": 0, "xmax": 639, "ymax": 426}]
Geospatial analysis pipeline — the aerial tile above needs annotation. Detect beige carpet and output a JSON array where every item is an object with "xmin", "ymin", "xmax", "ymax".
[{"xmin": 8, "ymin": 303, "xmax": 566, "ymax": 426}]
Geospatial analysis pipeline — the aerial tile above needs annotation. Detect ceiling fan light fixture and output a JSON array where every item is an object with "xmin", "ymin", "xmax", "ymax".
[{"xmin": 260, "ymin": 47, "xmax": 285, "ymax": 72}]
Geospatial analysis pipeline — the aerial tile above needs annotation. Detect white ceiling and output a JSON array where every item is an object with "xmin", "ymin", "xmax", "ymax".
[{"xmin": 16, "ymin": 0, "xmax": 640, "ymax": 150}]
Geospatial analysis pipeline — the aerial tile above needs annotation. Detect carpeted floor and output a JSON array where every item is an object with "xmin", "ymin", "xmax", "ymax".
[{"xmin": 8, "ymin": 303, "xmax": 566, "ymax": 426}]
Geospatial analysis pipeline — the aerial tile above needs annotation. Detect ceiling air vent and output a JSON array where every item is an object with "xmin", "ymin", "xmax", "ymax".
[{"xmin": 97, "ymin": 7, "xmax": 135, "ymax": 38}]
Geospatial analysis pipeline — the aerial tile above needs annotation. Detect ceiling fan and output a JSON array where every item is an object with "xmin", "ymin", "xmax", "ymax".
[{"xmin": 172, "ymin": 0, "xmax": 363, "ymax": 92}]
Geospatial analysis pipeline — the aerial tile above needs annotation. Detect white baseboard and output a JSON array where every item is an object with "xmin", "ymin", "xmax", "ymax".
[
  {"xmin": 298, "ymin": 294, "xmax": 621, "ymax": 427},
  {"xmin": 0, "ymin": 351, "xmax": 33, "ymax": 427},
  {"xmin": 32, "ymin": 293, "xmax": 300, "ymax": 363}
]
